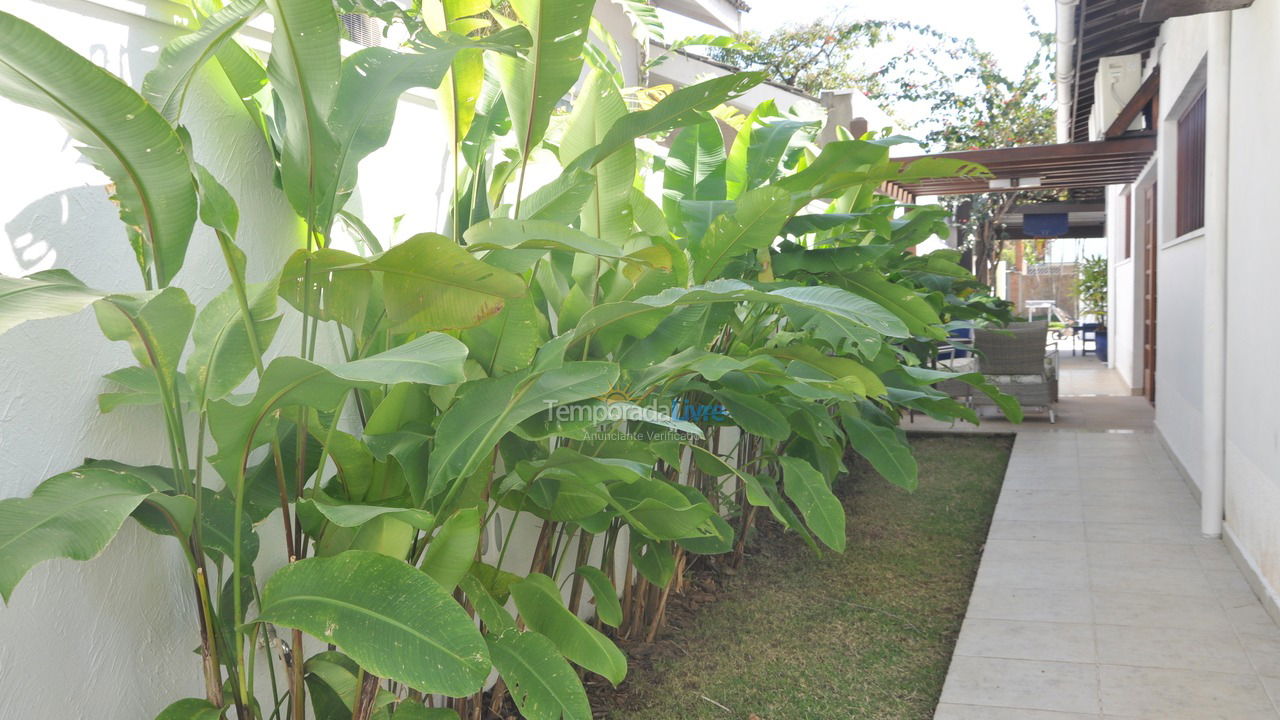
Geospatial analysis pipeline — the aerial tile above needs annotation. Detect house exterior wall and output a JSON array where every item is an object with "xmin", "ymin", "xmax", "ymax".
[
  {"xmin": 0, "ymin": 0, "xmax": 510, "ymax": 716},
  {"xmin": 0, "ymin": 0, "xmax": 817, "ymax": 715},
  {"xmin": 1106, "ymin": 183, "xmax": 1139, "ymax": 389},
  {"xmin": 1151, "ymin": 12, "xmax": 1212, "ymax": 490},
  {"xmin": 0, "ymin": 2, "xmax": 301, "ymax": 717},
  {"xmin": 1222, "ymin": 0, "xmax": 1280, "ymax": 607},
  {"xmin": 1104, "ymin": 0, "xmax": 1280, "ymax": 609}
]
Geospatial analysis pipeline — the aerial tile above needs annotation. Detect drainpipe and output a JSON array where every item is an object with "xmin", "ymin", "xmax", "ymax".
[
  {"xmin": 1201, "ymin": 11, "xmax": 1232, "ymax": 538},
  {"xmin": 1055, "ymin": 0, "xmax": 1079, "ymax": 144}
]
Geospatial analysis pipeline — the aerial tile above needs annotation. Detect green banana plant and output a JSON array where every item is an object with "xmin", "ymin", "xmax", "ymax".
[{"xmin": 0, "ymin": 1, "xmax": 1019, "ymax": 719}]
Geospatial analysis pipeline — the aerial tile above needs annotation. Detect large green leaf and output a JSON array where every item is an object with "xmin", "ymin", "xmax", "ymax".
[
  {"xmin": 579, "ymin": 72, "xmax": 763, "ymax": 167},
  {"xmin": 427, "ymin": 362, "xmax": 618, "ymax": 495},
  {"xmin": 367, "ymin": 233, "xmax": 528, "ymax": 332},
  {"xmin": 560, "ymin": 70, "xmax": 634, "ymax": 243},
  {"xmin": 0, "ymin": 271, "xmax": 104, "ymax": 335},
  {"xmin": 208, "ymin": 333, "xmax": 467, "ymax": 483},
  {"xmin": 727, "ymin": 104, "xmax": 815, "ymax": 198},
  {"xmin": 0, "ymin": 11, "xmax": 197, "ymax": 286},
  {"xmin": 691, "ymin": 186, "xmax": 794, "ymax": 282},
  {"xmin": 94, "ymin": 289, "xmax": 196, "ymax": 430},
  {"xmin": 606, "ymin": 480, "xmax": 718, "ymax": 541},
  {"xmin": 778, "ymin": 456, "xmax": 845, "ymax": 552},
  {"xmin": 508, "ymin": 573, "xmax": 627, "ymax": 684},
  {"xmin": 304, "ymin": 650, "xmax": 399, "ymax": 719},
  {"xmin": 279, "ymin": 247, "xmax": 373, "ymax": 330},
  {"xmin": 841, "ymin": 268, "xmax": 944, "ymax": 339},
  {"xmin": 574, "ymin": 566, "xmax": 621, "ymax": 627},
  {"xmin": 898, "ymin": 365, "xmax": 1024, "ymax": 422},
  {"xmin": 153, "ymin": 698, "xmax": 224, "ymax": 720},
  {"xmin": 421, "ymin": 506, "xmax": 480, "ymax": 591},
  {"xmin": 421, "ymin": 0, "xmax": 491, "ymax": 149},
  {"xmin": 517, "ymin": 169, "xmax": 596, "ymax": 223},
  {"xmin": 142, "ymin": 0, "xmax": 265, "ymax": 123},
  {"xmin": 460, "ymin": 571, "xmax": 517, "ymax": 634},
  {"xmin": 297, "ymin": 498, "xmax": 435, "ymax": 532},
  {"xmin": 0, "ymin": 465, "xmax": 159, "ymax": 602},
  {"xmin": 257, "ymin": 551, "xmax": 489, "ymax": 695},
  {"xmin": 572, "ymin": 279, "xmax": 908, "ymax": 345},
  {"xmin": 264, "ymin": 0, "xmax": 342, "ymax": 227},
  {"xmin": 460, "ymin": 296, "xmax": 549, "ymax": 377},
  {"xmin": 463, "ymin": 218, "xmax": 627, "ymax": 259},
  {"xmin": 771, "ymin": 243, "xmax": 889, "ymax": 273},
  {"xmin": 712, "ymin": 388, "xmax": 789, "ymax": 441},
  {"xmin": 775, "ymin": 140, "xmax": 891, "ymax": 195},
  {"xmin": 187, "ymin": 280, "xmax": 281, "ymax": 406},
  {"xmin": 839, "ymin": 403, "xmax": 917, "ymax": 490},
  {"xmin": 329, "ymin": 47, "xmax": 462, "ymax": 216},
  {"xmin": 663, "ymin": 115, "xmax": 726, "ymax": 236},
  {"xmin": 495, "ymin": 0, "xmax": 595, "ymax": 158},
  {"xmin": 487, "ymin": 629, "xmax": 592, "ymax": 720}
]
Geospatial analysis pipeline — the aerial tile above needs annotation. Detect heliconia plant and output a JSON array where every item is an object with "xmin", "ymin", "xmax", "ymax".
[{"xmin": 0, "ymin": 0, "xmax": 1019, "ymax": 719}]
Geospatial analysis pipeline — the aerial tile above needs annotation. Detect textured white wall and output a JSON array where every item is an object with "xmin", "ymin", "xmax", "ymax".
[
  {"xmin": 1150, "ymin": 12, "xmax": 1211, "ymax": 487},
  {"xmin": 1118, "ymin": 0, "xmax": 1280, "ymax": 607},
  {"xmin": 0, "ymin": 1, "xmax": 685, "ymax": 715},
  {"xmin": 1106, "ymin": 183, "xmax": 1137, "ymax": 388},
  {"xmin": 0, "ymin": 0, "xmax": 466, "ymax": 715},
  {"xmin": 0, "ymin": 1, "xmax": 308, "ymax": 717},
  {"xmin": 1222, "ymin": 0, "xmax": 1280, "ymax": 602},
  {"xmin": 1106, "ymin": 159, "xmax": 1156, "ymax": 395}
]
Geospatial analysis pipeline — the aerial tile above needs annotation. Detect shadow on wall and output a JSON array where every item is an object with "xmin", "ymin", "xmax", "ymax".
[{"xmin": 2, "ymin": 185, "xmax": 139, "ymax": 282}]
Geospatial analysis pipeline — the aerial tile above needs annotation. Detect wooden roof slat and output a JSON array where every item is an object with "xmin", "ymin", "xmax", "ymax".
[
  {"xmin": 1069, "ymin": 0, "xmax": 1162, "ymax": 143},
  {"xmin": 885, "ymin": 136, "xmax": 1156, "ymax": 200}
]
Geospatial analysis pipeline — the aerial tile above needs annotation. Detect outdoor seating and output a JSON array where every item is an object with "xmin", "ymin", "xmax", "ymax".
[{"xmin": 971, "ymin": 321, "xmax": 1058, "ymax": 422}]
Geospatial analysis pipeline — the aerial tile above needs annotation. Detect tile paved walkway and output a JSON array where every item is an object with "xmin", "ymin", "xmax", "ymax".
[{"xmin": 935, "ymin": 428, "xmax": 1280, "ymax": 719}]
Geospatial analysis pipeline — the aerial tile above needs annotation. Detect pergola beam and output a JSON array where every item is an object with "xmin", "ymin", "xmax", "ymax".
[
  {"xmin": 1106, "ymin": 67, "xmax": 1161, "ymax": 138},
  {"xmin": 887, "ymin": 135, "xmax": 1157, "ymax": 199},
  {"xmin": 1140, "ymin": 0, "xmax": 1255, "ymax": 21}
]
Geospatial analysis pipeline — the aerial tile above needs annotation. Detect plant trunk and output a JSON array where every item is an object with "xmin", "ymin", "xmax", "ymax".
[
  {"xmin": 352, "ymin": 671, "xmax": 380, "ymax": 720},
  {"xmin": 566, "ymin": 529, "xmax": 594, "ymax": 615},
  {"xmin": 291, "ymin": 629, "xmax": 306, "ymax": 720}
]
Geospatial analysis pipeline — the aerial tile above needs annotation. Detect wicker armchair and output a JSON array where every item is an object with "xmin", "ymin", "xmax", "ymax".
[{"xmin": 971, "ymin": 321, "xmax": 1058, "ymax": 422}]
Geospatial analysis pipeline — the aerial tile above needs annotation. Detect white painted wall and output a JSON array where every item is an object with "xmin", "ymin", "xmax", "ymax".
[
  {"xmin": 1105, "ymin": 0, "xmax": 1280, "ymax": 606},
  {"xmin": 1150, "ymin": 12, "xmax": 1211, "ymax": 489},
  {"xmin": 0, "ymin": 1, "xmax": 794, "ymax": 715},
  {"xmin": 1106, "ymin": 183, "xmax": 1136, "ymax": 386},
  {"xmin": 0, "ymin": 2, "xmax": 304, "ymax": 717},
  {"xmin": 1105, "ymin": 161, "xmax": 1156, "ymax": 394},
  {"xmin": 1221, "ymin": 0, "xmax": 1280, "ymax": 604}
]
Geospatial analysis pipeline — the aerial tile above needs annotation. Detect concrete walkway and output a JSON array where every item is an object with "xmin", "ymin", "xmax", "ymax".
[{"xmin": 926, "ymin": 362, "xmax": 1280, "ymax": 718}]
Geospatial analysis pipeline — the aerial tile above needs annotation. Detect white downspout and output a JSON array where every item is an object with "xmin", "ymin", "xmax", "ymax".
[
  {"xmin": 1201, "ymin": 11, "xmax": 1232, "ymax": 538},
  {"xmin": 1055, "ymin": 0, "xmax": 1079, "ymax": 144}
]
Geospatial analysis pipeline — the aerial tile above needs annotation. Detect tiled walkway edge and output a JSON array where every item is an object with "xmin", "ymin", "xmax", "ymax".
[{"xmin": 935, "ymin": 431, "xmax": 1280, "ymax": 719}]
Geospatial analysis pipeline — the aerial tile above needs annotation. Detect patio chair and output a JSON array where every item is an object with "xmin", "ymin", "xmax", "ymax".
[{"xmin": 971, "ymin": 321, "xmax": 1059, "ymax": 422}]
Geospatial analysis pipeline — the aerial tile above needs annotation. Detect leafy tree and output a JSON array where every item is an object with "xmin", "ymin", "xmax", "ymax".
[
  {"xmin": 709, "ymin": 10, "xmax": 1058, "ymax": 286},
  {"xmin": 708, "ymin": 19, "xmax": 908, "ymax": 97}
]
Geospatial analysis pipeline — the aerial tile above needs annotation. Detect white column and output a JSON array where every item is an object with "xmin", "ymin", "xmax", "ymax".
[{"xmin": 1201, "ymin": 10, "xmax": 1232, "ymax": 538}]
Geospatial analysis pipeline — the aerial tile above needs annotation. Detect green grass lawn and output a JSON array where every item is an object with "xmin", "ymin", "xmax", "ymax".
[{"xmin": 593, "ymin": 433, "xmax": 1014, "ymax": 720}]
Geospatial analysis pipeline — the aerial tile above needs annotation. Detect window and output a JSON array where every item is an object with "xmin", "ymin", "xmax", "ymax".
[
  {"xmin": 1176, "ymin": 90, "xmax": 1207, "ymax": 236},
  {"xmin": 341, "ymin": 14, "xmax": 383, "ymax": 47}
]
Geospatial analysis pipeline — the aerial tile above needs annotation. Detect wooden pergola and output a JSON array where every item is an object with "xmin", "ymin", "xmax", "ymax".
[{"xmin": 885, "ymin": 135, "xmax": 1157, "ymax": 203}]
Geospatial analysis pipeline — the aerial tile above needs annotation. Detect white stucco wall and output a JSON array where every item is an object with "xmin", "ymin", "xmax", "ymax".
[
  {"xmin": 1149, "ymin": 12, "xmax": 1211, "ymax": 489},
  {"xmin": 1106, "ymin": 183, "xmax": 1137, "ymax": 388},
  {"xmin": 0, "ymin": 1, "xmax": 307, "ymax": 717},
  {"xmin": 1221, "ymin": 0, "xmax": 1280, "ymax": 602},
  {"xmin": 1105, "ymin": 158, "xmax": 1156, "ymax": 395},
  {"xmin": 1105, "ymin": 0, "xmax": 1280, "ymax": 606},
  {"xmin": 0, "ymin": 1, "xmax": 772, "ymax": 715}
]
